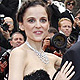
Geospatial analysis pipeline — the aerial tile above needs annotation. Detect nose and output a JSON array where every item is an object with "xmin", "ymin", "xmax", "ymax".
[
  {"xmin": 35, "ymin": 21, "xmax": 41, "ymax": 28},
  {"xmin": 17, "ymin": 39, "xmax": 21, "ymax": 42},
  {"xmin": 66, "ymin": 26, "xmax": 69, "ymax": 30}
]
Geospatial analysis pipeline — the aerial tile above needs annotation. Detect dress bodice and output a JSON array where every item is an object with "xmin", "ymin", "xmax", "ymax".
[{"xmin": 23, "ymin": 70, "xmax": 50, "ymax": 80}]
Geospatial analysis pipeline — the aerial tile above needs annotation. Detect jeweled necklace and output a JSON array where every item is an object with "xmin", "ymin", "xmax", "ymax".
[{"xmin": 25, "ymin": 41, "xmax": 49, "ymax": 64}]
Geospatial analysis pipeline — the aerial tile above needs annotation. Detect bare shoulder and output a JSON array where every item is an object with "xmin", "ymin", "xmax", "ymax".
[
  {"xmin": 46, "ymin": 52, "xmax": 61, "ymax": 59},
  {"xmin": 10, "ymin": 43, "xmax": 28, "ymax": 61},
  {"xmin": 45, "ymin": 52, "xmax": 62, "ymax": 62}
]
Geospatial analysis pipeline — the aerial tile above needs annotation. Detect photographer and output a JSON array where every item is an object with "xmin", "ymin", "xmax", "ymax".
[
  {"xmin": 42, "ymin": 27, "xmax": 63, "ymax": 57},
  {"xmin": 0, "ymin": 32, "xmax": 25, "ymax": 80},
  {"xmin": 58, "ymin": 18, "xmax": 77, "ymax": 52},
  {"xmin": 0, "ymin": 46, "xmax": 7, "ymax": 80},
  {"xmin": 0, "ymin": 16, "xmax": 14, "ymax": 49},
  {"xmin": 42, "ymin": 27, "xmax": 58, "ymax": 52},
  {"xmin": 0, "ymin": 0, "xmax": 19, "ymax": 32}
]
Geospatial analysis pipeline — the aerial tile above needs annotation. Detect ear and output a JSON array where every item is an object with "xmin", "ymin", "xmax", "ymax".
[
  {"xmin": 19, "ymin": 22, "xmax": 25, "ymax": 31},
  {"xmin": 9, "ymin": 41, "xmax": 13, "ymax": 46},
  {"xmin": 48, "ymin": 21, "xmax": 50, "ymax": 30},
  {"xmin": 58, "ymin": 27, "xmax": 60, "ymax": 31}
]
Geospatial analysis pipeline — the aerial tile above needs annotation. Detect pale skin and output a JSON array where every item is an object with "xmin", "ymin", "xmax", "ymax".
[
  {"xmin": 9, "ymin": 4, "xmax": 75, "ymax": 80},
  {"xmin": 58, "ymin": 20, "xmax": 72, "ymax": 37}
]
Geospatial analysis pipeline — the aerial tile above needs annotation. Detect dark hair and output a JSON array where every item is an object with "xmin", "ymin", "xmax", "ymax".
[
  {"xmin": 64, "ymin": 0, "xmax": 77, "ymax": 8},
  {"xmin": 48, "ymin": 27, "xmax": 58, "ymax": 34},
  {"xmin": 10, "ymin": 32, "xmax": 25, "ymax": 41},
  {"xmin": 16, "ymin": 0, "xmax": 50, "ymax": 23}
]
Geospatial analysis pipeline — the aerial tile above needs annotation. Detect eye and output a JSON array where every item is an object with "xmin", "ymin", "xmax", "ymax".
[
  {"xmin": 63, "ymin": 26, "xmax": 66, "ymax": 28},
  {"xmin": 27, "ymin": 18, "xmax": 35, "ymax": 23},
  {"xmin": 19, "ymin": 38, "xmax": 23, "ymax": 41},
  {"xmin": 40, "ymin": 18, "xmax": 47, "ymax": 23},
  {"xmin": 68, "ymin": 26, "xmax": 72, "ymax": 28},
  {"xmin": 14, "ymin": 38, "xmax": 18, "ymax": 41}
]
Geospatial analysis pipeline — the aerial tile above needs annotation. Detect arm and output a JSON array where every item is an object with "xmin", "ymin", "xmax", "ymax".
[
  {"xmin": 54, "ymin": 55, "xmax": 62, "ymax": 69},
  {"xmin": 8, "ymin": 48, "xmax": 26, "ymax": 80}
]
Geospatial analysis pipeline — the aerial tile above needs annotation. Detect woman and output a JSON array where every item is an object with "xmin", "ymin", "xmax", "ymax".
[{"xmin": 8, "ymin": 0, "xmax": 75, "ymax": 80}]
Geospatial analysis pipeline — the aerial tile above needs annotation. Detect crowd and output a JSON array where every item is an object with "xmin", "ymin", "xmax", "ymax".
[{"xmin": 0, "ymin": 0, "xmax": 80, "ymax": 80}]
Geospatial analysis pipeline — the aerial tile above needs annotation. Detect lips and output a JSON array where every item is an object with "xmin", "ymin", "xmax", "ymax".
[
  {"xmin": 16, "ymin": 43, "xmax": 22, "ymax": 47},
  {"xmin": 33, "ymin": 31, "xmax": 43, "ymax": 35}
]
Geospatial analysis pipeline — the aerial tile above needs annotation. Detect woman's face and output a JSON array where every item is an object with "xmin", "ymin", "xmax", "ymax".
[{"xmin": 21, "ymin": 5, "xmax": 49, "ymax": 42}]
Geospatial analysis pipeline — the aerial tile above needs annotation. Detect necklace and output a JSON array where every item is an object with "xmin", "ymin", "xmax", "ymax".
[{"xmin": 25, "ymin": 41, "xmax": 49, "ymax": 64}]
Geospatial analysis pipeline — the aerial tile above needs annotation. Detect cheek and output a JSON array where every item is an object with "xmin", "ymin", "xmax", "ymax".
[
  {"xmin": 69, "ymin": 28, "xmax": 72, "ymax": 32},
  {"xmin": 43, "ymin": 23, "xmax": 49, "ymax": 30}
]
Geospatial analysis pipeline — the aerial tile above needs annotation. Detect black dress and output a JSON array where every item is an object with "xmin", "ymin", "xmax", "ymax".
[{"xmin": 24, "ymin": 70, "xmax": 50, "ymax": 80}]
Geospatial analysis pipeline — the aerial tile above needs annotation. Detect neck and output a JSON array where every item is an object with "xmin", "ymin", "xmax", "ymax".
[
  {"xmin": 26, "ymin": 38, "xmax": 49, "ymax": 64},
  {"xmin": 27, "ymin": 38, "xmax": 43, "ymax": 52}
]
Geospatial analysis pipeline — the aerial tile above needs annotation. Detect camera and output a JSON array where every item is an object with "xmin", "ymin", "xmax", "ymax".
[
  {"xmin": 67, "ymin": 32, "xmax": 77, "ymax": 44},
  {"xmin": 0, "ymin": 51, "xmax": 10, "ymax": 73},
  {"xmin": 49, "ymin": 33, "xmax": 67, "ymax": 49},
  {"xmin": 0, "ymin": 14, "xmax": 9, "ymax": 31},
  {"xmin": 0, "ymin": 51, "xmax": 10, "ymax": 63}
]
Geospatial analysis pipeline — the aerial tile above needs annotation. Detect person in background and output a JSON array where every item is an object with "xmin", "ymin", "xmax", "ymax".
[
  {"xmin": 8, "ymin": 0, "xmax": 75, "ymax": 80},
  {"xmin": 58, "ymin": 18, "xmax": 72, "ymax": 37},
  {"xmin": 10, "ymin": 32, "xmax": 25, "ymax": 49},
  {"xmin": 58, "ymin": 18, "xmax": 76, "ymax": 53},
  {"xmin": 0, "ymin": 32, "xmax": 25, "ymax": 80},
  {"xmin": 0, "ymin": 47, "xmax": 7, "ymax": 80},
  {"xmin": 61, "ymin": 0, "xmax": 77, "ymax": 24},
  {"xmin": 42, "ymin": 27, "xmax": 58, "ymax": 52},
  {"xmin": 73, "ymin": 9, "xmax": 80, "ymax": 42},
  {"xmin": 47, "ymin": 0, "xmax": 61, "ymax": 30},
  {"xmin": 0, "ymin": 0, "xmax": 19, "ymax": 32},
  {"xmin": 0, "ymin": 17, "xmax": 14, "ymax": 49},
  {"xmin": 60, "ymin": 33, "xmax": 80, "ymax": 80},
  {"xmin": 42, "ymin": 27, "xmax": 62, "ymax": 57}
]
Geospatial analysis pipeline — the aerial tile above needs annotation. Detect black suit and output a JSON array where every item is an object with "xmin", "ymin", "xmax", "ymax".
[
  {"xmin": 48, "ymin": 4, "xmax": 61, "ymax": 30},
  {"xmin": 0, "ymin": 0, "xmax": 19, "ymax": 32},
  {"xmin": 61, "ymin": 10, "xmax": 74, "ymax": 24},
  {"xmin": 61, "ymin": 41, "xmax": 80, "ymax": 80}
]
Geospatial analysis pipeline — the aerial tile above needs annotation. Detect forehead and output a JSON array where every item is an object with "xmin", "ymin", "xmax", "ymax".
[
  {"xmin": 69, "ymin": 1, "xmax": 74, "ymax": 3},
  {"xmin": 12, "ymin": 33, "xmax": 23, "ymax": 38},
  {"xmin": 61, "ymin": 20, "xmax": 72, "ymax": 25},
  {"xmin": 4, "ymin": 17, "xmax": 13, "ymax": 21},
  {"xmin": 23, "ymin": 5, "xmax": 48, "ymax": 19}
]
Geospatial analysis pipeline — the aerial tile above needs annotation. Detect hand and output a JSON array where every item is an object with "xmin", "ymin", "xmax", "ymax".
[
  {"xmin": 0, "ymin": 24, "xmax": 10, "ymax": 40},
  {"xmin": 2, "ymin": 30, "xmax": 10, "ymax": 40},
  {"xmin": 67, "ymin": 38, "xmax": 75, "ymax": 49},
  {"xmin": 73, "ymin": 17, "xmax": 80, "ymax": 27},
  {"xmin": 54, "ymin": 61, "xmax": 75, "ymax": 80},
  {"xmin": 0, "ymin": 61, "xmax": 8, "ymax": 73},
  {"xmin": 42, "ymin": 37, "xmax": 50, "ymax": 51},
  {"xmin": 77, "ymin": 21, "xmax": 80, "ymax": 27}
]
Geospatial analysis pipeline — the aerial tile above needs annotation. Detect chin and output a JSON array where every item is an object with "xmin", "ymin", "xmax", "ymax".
[
  {"xmin": 34, "ymin": 39, "xmax": 42, "ymax": 42},
  {"xmin": 33, "ymin": 38, "xmax": 43, "ymax": 42}
]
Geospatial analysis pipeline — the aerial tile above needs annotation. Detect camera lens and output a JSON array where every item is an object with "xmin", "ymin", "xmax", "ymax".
[{"xmin": 50, "ymin": 33, "xmax": 67, "ymax": 49}]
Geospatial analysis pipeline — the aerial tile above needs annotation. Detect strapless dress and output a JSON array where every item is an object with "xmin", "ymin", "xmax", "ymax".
[{"xmin": 23, "ymin": 69, "xmax": 51, "ymax": 80}]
